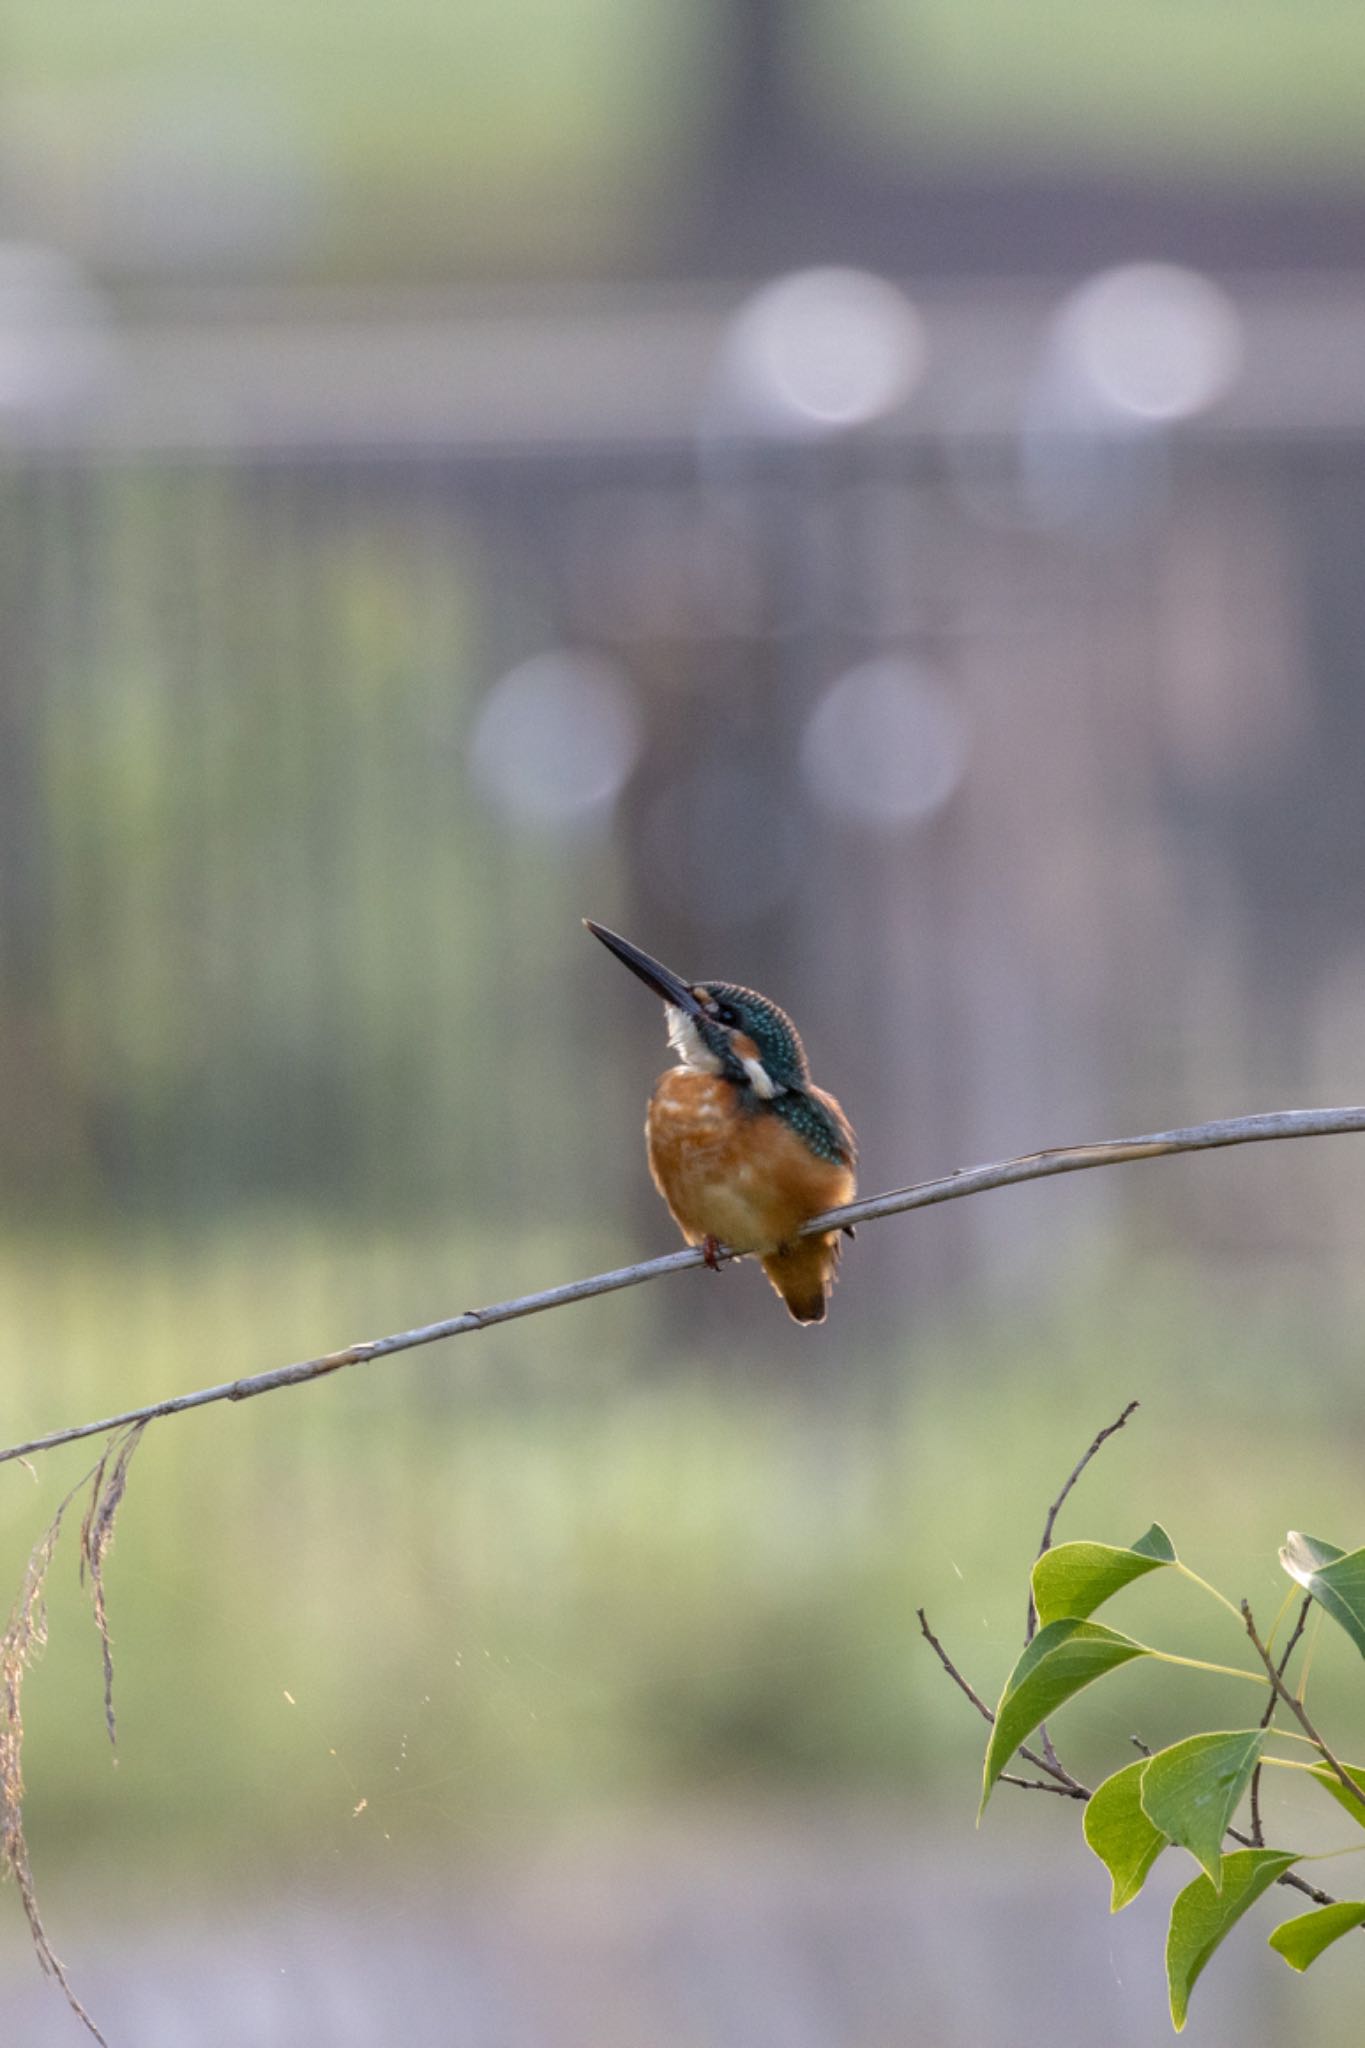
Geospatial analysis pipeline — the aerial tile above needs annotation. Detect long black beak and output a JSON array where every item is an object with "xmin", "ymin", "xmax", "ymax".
[{"xmin": 584, "ymin": 920, "xmax": 710, "ymax": 1021}]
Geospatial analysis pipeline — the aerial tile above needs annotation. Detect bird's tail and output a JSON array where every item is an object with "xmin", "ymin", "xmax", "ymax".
[{"xmin": 760, "ymin": 1232, "xmax": 841, "ymax": 1325}]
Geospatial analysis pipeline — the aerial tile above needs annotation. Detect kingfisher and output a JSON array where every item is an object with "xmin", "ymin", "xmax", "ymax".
[{"xmin": 585, "ymin": 920, "xmax": 857, "ymax": 1324}]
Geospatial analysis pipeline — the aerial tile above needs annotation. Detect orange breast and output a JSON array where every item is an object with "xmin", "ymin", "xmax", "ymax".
[{"xmin": 645, "ymin": 1069, "xmax": 856, "ymax": 1255}]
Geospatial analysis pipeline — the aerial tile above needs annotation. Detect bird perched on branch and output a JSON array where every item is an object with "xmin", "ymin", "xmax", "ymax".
[{"xmin": 585, "ymin": 920, "xmax": 857, "ymax": 1323}]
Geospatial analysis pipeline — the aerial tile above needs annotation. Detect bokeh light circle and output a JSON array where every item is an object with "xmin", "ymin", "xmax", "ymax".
[
  {"xmin": 720, "ymin": 268, "xmax": 926, "ymax": 434},
  {"xmin": 801, "ymin": 657, "xmax": 968, "ymax": 829},
  {"xmin": 1055, "ymin": 264, "xmax": 1242, "ymax": 423},
  {"xmin": 470, "ymin": 651, "xmax": 642, "ymax": 831}
]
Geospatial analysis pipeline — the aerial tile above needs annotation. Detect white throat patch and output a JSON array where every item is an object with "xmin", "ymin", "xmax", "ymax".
[{"xmin": 666, "ymin": 1005, "xmax": 723, "ymax": 1075}]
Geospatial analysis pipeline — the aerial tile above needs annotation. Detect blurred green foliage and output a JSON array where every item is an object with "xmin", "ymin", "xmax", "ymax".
[
  {"xmin": 4, "ymin": 460, "xmax": 623, "ymax": 1234},
  {"xmin": 820, "ymin": 1, "xmax": 1365, "ymax": 183},
  {"xmin": 1, "ymin": 0, "xmax": 716, "ymax": 277},
  {"xmin": 5, "ymin": 1, "xmax": 1365, "ymax": 286}
]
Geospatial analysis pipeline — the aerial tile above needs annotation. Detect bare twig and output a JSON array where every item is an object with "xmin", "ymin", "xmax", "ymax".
[
  {"xmin": 916, "ymin": 1608, "xmax": 998, "ymax": 1727},
  {"xmin": 1026, "ymin": 1400, "xmax": 1141, "ymax": 1643},
  {"xmin": 1241, "ymin": 1600, "xmax": 1365, "ymax": 1816},
  {"xmin": 1249, "ymin": 1594, "xmax": 1313, "ymax": 1846},
  {"xmin": 3, "ymin": 1106, "xmax": 1364, "ymax": 1472}
]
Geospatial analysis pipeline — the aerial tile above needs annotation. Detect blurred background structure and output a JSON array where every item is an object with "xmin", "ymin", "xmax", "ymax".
[{"xmin": 5, "ymin": 5, "xmax": 1365, "ymax": 2043}]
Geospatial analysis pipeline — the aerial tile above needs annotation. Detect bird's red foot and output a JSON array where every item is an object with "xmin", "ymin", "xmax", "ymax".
[{"xmin": 702, "ymin": 1235, "xmax": 723, "ymax": 1271}]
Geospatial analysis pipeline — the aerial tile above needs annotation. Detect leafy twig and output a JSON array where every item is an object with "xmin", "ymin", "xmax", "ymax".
[
  {"xmin": 921, "ymin": 1409, "xmax": 1352, "ymax": 1926},
  {"xmin": 1224, "ymin": 1825, "xmax": 1339, "ymax": 1908},
  {"xmin": 918, "ymin": 1399, "xmax": 1144, "ymax": 1803},
  {"xmin": 1025, "ymin": 1399, "xmax": 1140, "ymax": 1789},
  {"xmin": 1241, "ymin": 1599, "xmax": 1365, "ymax": 1816},
  {"xmin": 916, "ymin": 1609, "xmax": 1086, "ymax": 1796}
]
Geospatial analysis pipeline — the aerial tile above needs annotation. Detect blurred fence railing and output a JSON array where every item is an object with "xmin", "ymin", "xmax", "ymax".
[{"xmin": 4, "ymin": 276, "xmax": 1365, "ymax": 1385}]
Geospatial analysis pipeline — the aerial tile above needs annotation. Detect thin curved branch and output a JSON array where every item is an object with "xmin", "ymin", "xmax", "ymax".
[
  {"xmin": 1027, "ymin": 1399, "xmax": 1141, "ymax": 1643},
  {"xmin": 3, "ymin": 1105, "xmax": 1364, "ymax": 1470},
  {"xmin": 1249, "ymin": 1594, "xmax": 1313, "ymax": 1846}
]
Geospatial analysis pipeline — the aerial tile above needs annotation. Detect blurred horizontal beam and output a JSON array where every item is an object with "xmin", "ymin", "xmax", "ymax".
[
  {"xmin": 2, "ymin": 1104, "xmax": 1363, "ymax": 1469},
  {"xmin": 11, "ymin": 275, "xmax": 1365, "ymax": 454}
]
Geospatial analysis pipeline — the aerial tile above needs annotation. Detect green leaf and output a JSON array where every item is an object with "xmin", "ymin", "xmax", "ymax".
[
  {"xmin": 1031, "ymin": 1523, "xmax": 1176, "ymax": 1629},
  {"xmin": 1281, "ymin": 1531, "xmax": 1365, "ymax": 1659},
  {"xmin": 981, "ymin": 1619, "xmax": 1150, "ymax": 1814},
  {"xmin": 1167, "ymin": 1848, "xmax": 1298, "ymax": 2032},
  {"xmin": 1131, "ymin": 1522, "xmax": 1179, "ymax": 1562},
  {"xmin": 1282, "ymin": 1531, "xmax": 1345, "ymax": 1573},
  {"xmin": 1269, "ymin": 1900, "xmax": 1365, "ymax": 1972},
  {"xmin": 1140, "ymin": 1730, "xmax": 1265, "ymax": 1889},
  {"xmin": 1083, "ymin": 1757, "xmax": 1167, "ymax": 1910},
  {"xmin": 1307, "ymin": 1761, "xmax": 1365, "ymax": 1830}
]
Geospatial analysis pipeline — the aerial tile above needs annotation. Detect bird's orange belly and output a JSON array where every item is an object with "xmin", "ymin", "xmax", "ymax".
[{"xmin": 645, "ymin": 1070, "xmax": 854, "ymax": 1254}]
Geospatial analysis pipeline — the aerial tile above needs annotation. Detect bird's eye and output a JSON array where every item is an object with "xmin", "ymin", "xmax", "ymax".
[{"xmin": 715, "ymin": 1002, "xmax": 739, "ymax": 1029}]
